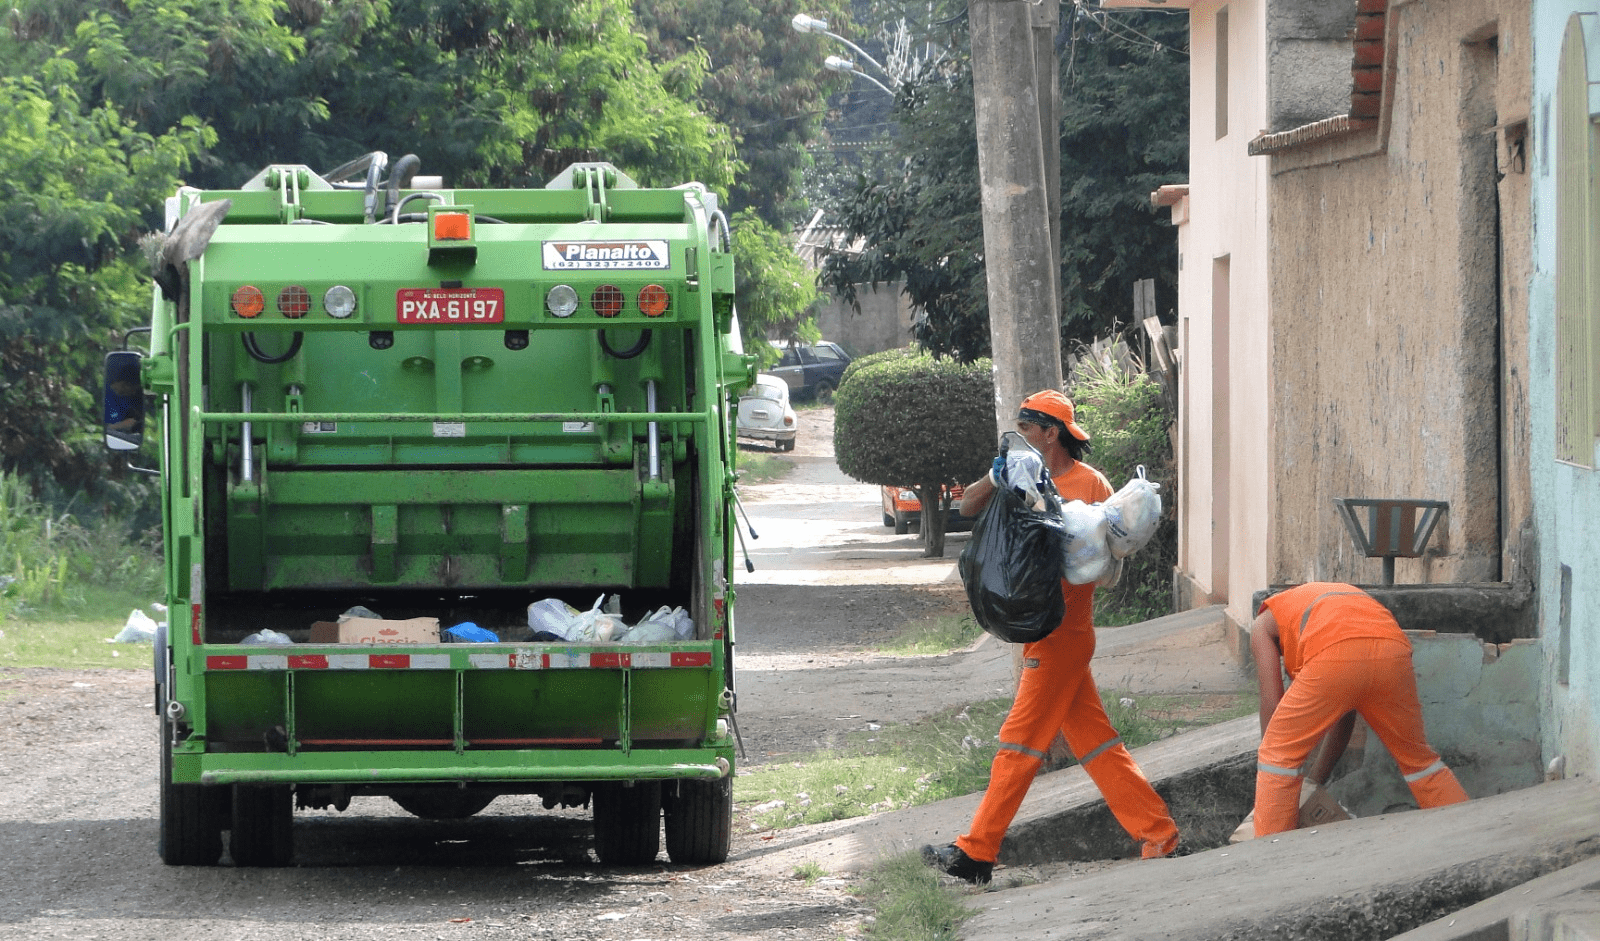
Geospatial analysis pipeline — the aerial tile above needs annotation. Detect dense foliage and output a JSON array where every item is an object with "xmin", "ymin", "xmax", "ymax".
[
  {"xmin": 636, "ymin": 0, "xmax": 853, "ymax": 229},
  {"xmin": 731, "ymin": 209, "xmax": 820, "ymax": 360},
  {"xmin": 1071, "ymin": 354, "xmax": 1177, "ymax": 624},
  {"xmin": 818, "ymin": 6, "xmax": 1189, "ymax": 361},
  {"xmin": 833, "ymin": 351, "xmax": 995, "ymax": 556}
]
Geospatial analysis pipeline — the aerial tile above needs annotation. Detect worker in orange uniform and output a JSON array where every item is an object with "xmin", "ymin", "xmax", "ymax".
[
  {"xmin": 1252, "ymin": 582, "xmax": 1470, "ymax": 837},
  {"xmin": 921, "ymin": 390, "xmax": 1180, "ymax": 884}
]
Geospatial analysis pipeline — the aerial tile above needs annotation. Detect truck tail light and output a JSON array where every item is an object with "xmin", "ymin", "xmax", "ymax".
[
  {"xmin": 323, "ymin": 285, "xmax": 357, "ymax": 319},
  {"xmin": 231, "ymin": 286, "xmax": 265, "ymax": 319},
  {"xmin": 546, "ymin": 284, "xmax": 579, "ymax": 318},
  {"xmin": 638, "ymin": 284, "xmax": 670, "ymax": 317},
  {"xmin": 434, "ymin": 211, "xmax": 471, "ymax": 241},
  {"xmin": 278, "ymin": 285, "xmax": 310, "ymax": 319},
  {"xmin": 591, "ymin": 285, "xmax": 623, "ymax": 318}
]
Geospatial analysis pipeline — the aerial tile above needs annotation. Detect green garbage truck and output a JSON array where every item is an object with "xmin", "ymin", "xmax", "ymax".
[{"xmin": 105, "ymin": 153, "xmax": 751, "ymax": 867}]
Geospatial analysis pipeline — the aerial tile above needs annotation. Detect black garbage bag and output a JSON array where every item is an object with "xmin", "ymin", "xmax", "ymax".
[{"xmin": 957, "ymin": 485, "xmax": 1067, "ymax": 644}]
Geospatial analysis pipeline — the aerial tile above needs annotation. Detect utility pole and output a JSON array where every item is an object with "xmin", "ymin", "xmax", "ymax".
[{"xmin": 968, "ymin": 0, "xmax": 1063, "ymax": 423}]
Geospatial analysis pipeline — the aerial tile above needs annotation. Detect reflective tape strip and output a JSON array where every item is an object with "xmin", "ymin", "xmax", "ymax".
[
  {"xmin": 206, "ymin": 649, "xmax": 714, "ymax": 671},
  {"xmin": 1257, "ymin": 761, "xmax": 1302, "ymax": 777},
  {"xmin": 999, "ymin": 741, "xmax": 1049, "ymax": 761},
  {"xmin": 1404, "ymin": 760, "xmax": 1448, "ymax": 783},
  {"xmin": 1079, "ymin": 736, "xmax": 1123, "ymax": 766},
  {"xmin": 1299, "ymin": 591, "xmax": 1365, "ymax": 635}
]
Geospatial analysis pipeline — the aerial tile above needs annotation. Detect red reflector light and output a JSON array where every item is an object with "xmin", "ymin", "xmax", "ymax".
[
  {"xmin": 638, "ymin": 284, "xmax": 670, "ymax": 317},
  {"xmin": 277, "ymin": 285, "xmax": 310, "ymax": 319},
  {"xmin": 591, "ymin": 285, "xmax": 624, "ymax": 318},
  {"xmin": 434, "ymin": 212, "xmax": 470, "ymax": 241},
  {"xmin": 231, "ymin": 286, "xmax": 265, "ymax": 319}
]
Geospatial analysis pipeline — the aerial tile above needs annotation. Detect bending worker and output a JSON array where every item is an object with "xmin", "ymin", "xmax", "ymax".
[
  {"xmin": 922, "ymin": 390, "xmax": 1180, "ymax": 885},
  {"xmin": 1252, "ymin": 582, "xmax": 1470, "ymax": 836}
]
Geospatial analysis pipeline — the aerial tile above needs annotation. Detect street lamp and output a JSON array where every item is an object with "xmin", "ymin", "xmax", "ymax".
[
  {"xmin": 791, "ymin": 13, "xmax": 891, "ymax": 80},
  {"xmin": 823, "ymin": 54, "xmax": 894, "ymax": 96}
]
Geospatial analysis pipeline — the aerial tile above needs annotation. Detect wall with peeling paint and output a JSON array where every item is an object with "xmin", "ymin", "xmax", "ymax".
[
  {"xmin": 1264, "ymin": 0, "xmax": 1533, "ymax": 594},
  {"xmin": 1328, "ymin": 632, "xmax": 1544, "ymax": 815},
  {"xmin": 1528, "ymin": 3, "xmax": 1600, "ymax": 781}
]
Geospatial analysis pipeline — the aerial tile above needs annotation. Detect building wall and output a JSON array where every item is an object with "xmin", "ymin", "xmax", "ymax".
[
  {"xmin": 1171, "ymin": 0, "xmax": 1276, "ymax": 642},
  {"xmin": 811, "ymin": 285, "xmax": 917, "ymax": 359},
  {"xmin": 1530, "ymin": 3, "xmax": 1600, "ymax": 779},
  {"xmin": 1265, "ymin": 0, "xmax": 1533, "ymax": 592}
]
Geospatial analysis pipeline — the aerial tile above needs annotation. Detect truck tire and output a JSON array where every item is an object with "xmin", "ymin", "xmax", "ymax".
[
  {"xmin": 592, "ymin": 782, "xmax": 661, "ymax": 865},
  {"xmin": 392, "ymin": 790, "xmax": 497, "ymax": 819},
  {"xmin": 158, "ymin": 713, "xmax": 224, "ymax": 866},
  {"xmin": 663, "ymin": 777, "xmax": 732, "ymax": 865},
  {"xmin": 894, "ymin": 510, "xmax": 911, "ymax": 535},
  {"xmin": 815, "ymin": 380, "xmax": 836, "ymax": 405},
  {"xmin": 230, "ymin": 784, "xmax": 294, "ymax": 867}
]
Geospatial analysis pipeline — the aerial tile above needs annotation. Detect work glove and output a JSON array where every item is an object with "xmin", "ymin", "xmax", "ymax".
[{"xmin": 989, "ymin": 454, "xmax": 1007, "ymax": 489}]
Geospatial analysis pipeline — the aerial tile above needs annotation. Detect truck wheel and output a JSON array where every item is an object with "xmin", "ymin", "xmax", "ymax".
[
  {"xmin": 230, "ymin": 784, "xmax": 294, "ymax": 867},
  {"xmin": 894, "ymin": 510, "xmax": 911, "ymax": 535},
  {"xmin": 592, "ymin": 782, "xmax": 661, "ymax": 865},
  {"xmin": 664, "ymin": 777, "xmax": 732, "ymax": 865},
  {"xmin": 158, "ymin": 713, "xmax": 224, "ymax": 866},
  {"xmin": 815, "ymin": 381, "xmax": 836, "ymax": 405},
  {"xmin": 392, "ymin": 790, "xmax": 497, "ymax": 819}
]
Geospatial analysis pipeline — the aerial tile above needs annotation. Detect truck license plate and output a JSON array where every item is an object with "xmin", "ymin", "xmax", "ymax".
[{"xmin": 396, "ymin": 287, "xmax": 505, "ymax": 324}]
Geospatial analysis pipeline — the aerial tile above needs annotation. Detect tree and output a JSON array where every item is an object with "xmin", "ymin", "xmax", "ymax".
[
  {"xmin": 0, "ymin": 62, "xmax": 213, "ymax": 491},
  {"xmin": 4, "ymin": 0, "xmax": 739, "ymax": 192},
  {"xmin": 833, "ymin": 352, "xmax": 994, "ymax": 557},
  {"xmin": 730, "ymin": 210, "xmax": 819, "ymax": 365},
  {"xmin": 635, "ymin": 0, "xmax": 853, "ymax": 229},
  {"xmin": 818, "ymin": 6, "xmax": 1188, "ymax": 361}
]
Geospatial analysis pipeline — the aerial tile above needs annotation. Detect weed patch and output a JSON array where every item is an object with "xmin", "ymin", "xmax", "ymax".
[{"xmin": 854, "ymin": 851, "xmax": 975, "ymax": 941}]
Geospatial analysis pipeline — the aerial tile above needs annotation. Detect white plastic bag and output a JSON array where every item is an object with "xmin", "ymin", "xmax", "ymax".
[
  {"xmin": 619, "ymin": 605, "xmax": 695, "ymax": 643},
  {"xmin": 999, "ymin": 448, "xmax": 1050, "ymax": 512},
  {"xmin": 240, "ymin": 629, "xmax": 293, "ymax": 646},
  {"xmin": 569, "ymin": 594, "xmax": 624, "ymax": 642},
  {"xmin": 112, "ymin": 609, "xmax": 159, "ymax": 644},
  {"xmin": 1103, "ymin": 465, "xmax": 1163, "ymax": 559},
  {"xmin": 1060, "ymin": 500, "xmax": 1113, "ymax": 585},
  {"xmin": 527, "ymin": 598, "xmax": 580, "ymax": 638}
]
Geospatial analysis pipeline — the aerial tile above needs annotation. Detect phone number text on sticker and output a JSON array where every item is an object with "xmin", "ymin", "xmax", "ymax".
[
  {"xmin": 542, "ymin": 240, "xmax": 670, "ymax": 270},
  {"xmin": 397, "ymin": 288, "xmax": 506, "ymax": 323}
]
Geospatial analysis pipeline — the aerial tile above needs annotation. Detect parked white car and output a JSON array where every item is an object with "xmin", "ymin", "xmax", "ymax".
[{"xmin": 737, "ymin": 374, "xmax": 798, "ymax": 451}]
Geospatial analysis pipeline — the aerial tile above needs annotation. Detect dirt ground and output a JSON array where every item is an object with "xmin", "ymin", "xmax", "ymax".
[{"xmin": 0, "ymin": 407, "xmax": 1027, "ymax": 940}]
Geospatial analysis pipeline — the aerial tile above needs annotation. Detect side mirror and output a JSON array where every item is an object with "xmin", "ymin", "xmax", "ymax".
[{"xmin": 103, "ymin": 350, "xmax": 144, "ymax": 451}]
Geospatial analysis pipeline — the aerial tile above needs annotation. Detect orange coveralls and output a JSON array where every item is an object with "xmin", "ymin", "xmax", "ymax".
[
  {"xmin": 956, "ymin": 462, "xmax": 1179, "ymax": 864},
  {"xmin": 1255, "ymin": 583, "xmax": 1469, "ymax": 836}
]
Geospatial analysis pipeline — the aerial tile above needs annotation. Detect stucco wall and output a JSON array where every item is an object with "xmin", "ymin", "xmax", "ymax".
[
  {"xmin": 811, "ymin": 284, "xmax": 916, "ymax": 359},
  {"xmin": 1266, "ymin": 0, "xmax": 1532, "ymax": 590},
  {"xmin": 1529, "ymin": 3, "xmax": 1600, "ymax": 780},
  {"xmin": 1172, "ymin": 0, "xmax": 1275, "ymax": 638}
]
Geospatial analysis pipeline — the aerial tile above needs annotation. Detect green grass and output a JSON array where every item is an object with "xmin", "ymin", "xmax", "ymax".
[
  {"xmin": 0, "ymin": 610, "xmax": 157, "ymax": 670},
  {"xmin": 735, "ymin": 450, "xmax": 792, "ymax": 485},
  {"xmin": 876, "ymin": 613, "xmax": 984, "ymax": 656},
  {"xmin": 793, "ymin": 860, "xmax": 827, "ymax": 884},
  {"xmin": 854, "ymin": 852, "xmax": 976, "ymax": 941}
]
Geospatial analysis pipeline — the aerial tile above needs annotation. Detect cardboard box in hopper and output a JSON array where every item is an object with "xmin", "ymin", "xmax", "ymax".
[
  {"xmin": 309, "ymin": 617, "xmax": 440, "ymax": 645},
  {"xmin": 1228, "ymin": 781, "xmax": 1352, "ymax": 843}
]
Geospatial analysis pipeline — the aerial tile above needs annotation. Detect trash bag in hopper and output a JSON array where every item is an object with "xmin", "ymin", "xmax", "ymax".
[
  {"xmin": 957, "ymin": 486, "xmax": 1067, "ymax": 644},
  {"xmin": 1103, "ymin": 465, "xmax": 1163, "ymax": 559},
  {"xmin": 1060, "ymin": 499, "xmax": 1113, "ymax": 585},
  {"xmin": 527, "ymin": 598, "xmax": 581, "ymax": 639}
]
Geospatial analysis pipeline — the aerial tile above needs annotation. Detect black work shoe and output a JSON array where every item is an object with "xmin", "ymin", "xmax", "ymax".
[{"xmin": 920, "ymin": 843, "xmax": 993, "ymax": 885}]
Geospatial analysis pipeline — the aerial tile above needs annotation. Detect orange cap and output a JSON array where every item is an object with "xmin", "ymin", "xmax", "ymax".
[{"xmin": 1018, "ymin": 389, "xmax": 1090, "ymax": 442}]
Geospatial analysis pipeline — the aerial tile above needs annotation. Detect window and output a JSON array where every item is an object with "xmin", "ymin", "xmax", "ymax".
[
  {"xmin": 813, "ymin": 345, "xmax": 844, "ymax": 364},
  {"xmin": 1555, "ymin": 14, "xmax": 1599, "ymax": 467}
]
